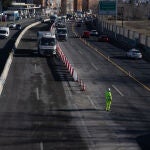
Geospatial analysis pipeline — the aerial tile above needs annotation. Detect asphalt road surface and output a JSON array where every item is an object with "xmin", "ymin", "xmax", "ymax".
[
  {"xmin": 0, "ymin": 18, "xmax": 38, "ymax": 75},
  {"xmin": 0, "ymin": 21, "xmax": 150, "ymax": 150}
]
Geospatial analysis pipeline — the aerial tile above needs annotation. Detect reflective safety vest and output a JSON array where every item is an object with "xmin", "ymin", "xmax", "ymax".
[{"xmin": 105, "ymin": 91, "xmax": 112, "ymax": 101}]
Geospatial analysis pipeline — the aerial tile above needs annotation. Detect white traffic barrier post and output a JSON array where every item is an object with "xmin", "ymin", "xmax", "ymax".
[{"xmin": 81, "ymin": 82, "xmax": 86, "ymax": 91}]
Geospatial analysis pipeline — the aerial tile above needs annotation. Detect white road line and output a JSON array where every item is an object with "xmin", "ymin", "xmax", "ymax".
[
  {"xmin": 91, "ymin": 63, "xmax": 98, "ymax": 71},
  {"xmin": 40, "ymin": 142, "xmax": 43, "ymax": 150},
  {"xmin": 87, "ymin": 96, "xmax": 97, "ymax": 109},
  {"xmin": 35, "ymin": 64, "xmax": 37, "ymax": 71},
  {"xmin": 74, "ymin": 104, "xmax": 96, "ymax": 149},
  {"xmin": 79, "ymin": 50, "xmax": 83, "ymax": 55},
  {"xmin": 112, "ymin": 84, "xmax": 124, "ymax": 96},
  {"xmin": 65, "ymin": 82, "xmax": 72, "ymax": 98},
  {"xmin": 36, "ymin": 88, "xmax": 40, "ymax": 100}
]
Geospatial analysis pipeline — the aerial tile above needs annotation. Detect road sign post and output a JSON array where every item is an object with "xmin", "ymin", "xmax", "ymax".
[{"xmin": 98, "ymin": 0, "xmax": 117, "ymax": 38}]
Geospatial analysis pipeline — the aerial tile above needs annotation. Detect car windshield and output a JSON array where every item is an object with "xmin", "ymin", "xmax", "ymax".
[
  {"xmin": 130, "ymin": 49, "xmax": 140, "ymax": 53},
  {"xmin": 132, "ymin": 50, "xmax": 140, "ymax": 53},
  {"xmin": 0, "ymin": 30, "xmax": 7, "ymax": 34},
  {"xmin": 57, "ymin": 29, "xmax": 67, "ymax": 34},
  {"xmin": 41, "ymin": 37, "xmax": 56, "ymax": 46},
  {"xmin": 101, "ymin": 35, "xmax": 107, "ymax": 38},
  {"xmin": 9, "ymin": 23, "xmax": 14, "ymax": 25}
]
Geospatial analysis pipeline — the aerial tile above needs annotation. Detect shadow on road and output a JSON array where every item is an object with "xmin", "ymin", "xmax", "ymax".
[
  {"xmin": 14, "ymin": 48, "xmax": 39, "ymax": 57},
  {"xmin": 137, "ymin": 134, "xmax": 150, "ymax": 150},
  {"xmin": 0, "ymin": 30, "xmax": 20, "ymax": 75},
  {"xmin": 46, "ymin": 57, "xmax": 74, "ymax": 82}
]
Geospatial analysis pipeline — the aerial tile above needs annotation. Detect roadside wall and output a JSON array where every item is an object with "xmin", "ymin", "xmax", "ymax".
[{"xmin": 97, "ymin": 17, "xmax": 150, "ymax": 61}]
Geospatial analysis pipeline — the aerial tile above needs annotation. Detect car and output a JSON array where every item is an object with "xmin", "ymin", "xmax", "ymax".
[
  {"xmin": 7, "ymin": 22, "xmax": 16, "ymax": 29},
  {"xmin": 126, "ymin": 48, "xmax": 142, "ymax": 59},
  {"xmin": 98, "ymin": 35, "xmax": 109, "ymax": 42},
  {"xmin": 16, "ymin": 24, "xmax": 22, "ymax": 30},
  {"xmin": 90, "ymin": 30, "xmax": 99, "ymax": 36},
  {"xmin": 82, "ymin": 31, "xmax": 90, "ymax": 38}
]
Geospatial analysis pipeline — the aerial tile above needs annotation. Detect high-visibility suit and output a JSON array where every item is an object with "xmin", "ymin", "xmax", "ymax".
[{"xmin": 105, "ymin": 89, "xmax": 112, "ymax": 111}]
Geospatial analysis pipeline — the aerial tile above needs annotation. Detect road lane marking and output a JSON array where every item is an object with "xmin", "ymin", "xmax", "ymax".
[
  {"xmin": 91, "ymin": 63, "xmax": 98, "ymax": 71},
  {"xmin": 35, "ymin": 64, "xmax": 37, "ymax": 71},
  {"xmin": 79, "ymin": 50, "xmax": 83, "ymax": 55},
  {"xmin": 36, "ymin": 88, "xmax": 39, "ymax": 100},
  {"xmin": 72, "ymin": 24, "xmax": 150, "ymax": 92},
  {"xmin": 112, "ymin": 84, "xmax": 124, "ymax": 96},
  {"xmin": 87, "ymin": 95, "xmax": 97, "ymax": 109},
  {"xmin": 40, "ymin": 142, "xmax": 43, "ymax": 150},
  {"xmin": 74, "ymin": 104, "xmax": 96, "ymax": 149}
]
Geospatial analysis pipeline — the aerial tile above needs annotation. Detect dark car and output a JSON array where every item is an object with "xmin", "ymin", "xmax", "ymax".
[
  {"xmin": 76, "ymin": 22, "xmax": 82, "ymax": 27},
  {"xmin": 16, "ymin": 24, "xmax": 22, "ymax": 30},
  {"xmin": 98, "ymin": 35, "xmax": 109, "ymax": 42},
  {"xmin": 7, "ymin": 22, "xmax": 16, "ymax": 29},
  {"xmin": 82, "ymin": 31, "xmax": 90, "ymax": 38}
]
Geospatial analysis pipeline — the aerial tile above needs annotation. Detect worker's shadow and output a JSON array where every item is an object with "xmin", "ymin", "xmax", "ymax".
[{"xmin": 137, "ymin": 133, "xmax": 150, "ymax": 150}]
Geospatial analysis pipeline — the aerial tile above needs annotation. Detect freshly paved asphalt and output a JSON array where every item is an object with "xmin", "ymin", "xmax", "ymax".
[{"xmin": 0, "ymin": 20, "xmax": 149, "ymax": 150}]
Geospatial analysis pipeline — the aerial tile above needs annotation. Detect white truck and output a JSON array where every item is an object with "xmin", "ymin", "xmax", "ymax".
[
  {"xmin": 56, "ymin": 28, "xmax": 68, "ymax": 41},
  {"xmin": 0, "ymin": 27, "xmax": 10, "ymax": 39},
  {"xmin": 37, "ymin": 31, "xmax": 57, "ymax": 56}
]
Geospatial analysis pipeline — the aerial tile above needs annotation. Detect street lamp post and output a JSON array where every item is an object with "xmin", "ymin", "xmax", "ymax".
[
  {"xmin": 121, "ymin": 6, "xmax": 124, "ymax": 27},
  {"xmin": 115, "ymin": 0, "xmax": 118, "ymax": 39}
]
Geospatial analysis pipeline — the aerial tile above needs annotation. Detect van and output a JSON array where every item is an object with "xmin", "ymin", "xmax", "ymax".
[{"xmin": 0, "ymin": 27, "xmax": 10, "ymax": 39}]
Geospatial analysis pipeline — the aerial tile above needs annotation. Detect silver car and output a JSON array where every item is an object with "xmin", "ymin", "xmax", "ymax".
[{"xmin": 126, "ymin": 48, "xmax": 142, "ymax": 59}]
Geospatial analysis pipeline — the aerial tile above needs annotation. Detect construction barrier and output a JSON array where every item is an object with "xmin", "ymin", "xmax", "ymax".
[
  {"xmin": 50, "ymin": 23, "xmax": 86, "ymax": 91},
  {"xmin": 56, "ymin": 44, "xmax": 86, "ymax": 91}
]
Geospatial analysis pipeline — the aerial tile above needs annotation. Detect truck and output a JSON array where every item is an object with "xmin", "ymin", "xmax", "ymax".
[
  {"xmin": 37, "ymin": 31, "xmax": 57, "ymax": 56},
  {"xmin": 0, "ymin": 27, "xmax": 9, "ymax": 39},
  {"xmin": 56, "ymin": 28, "xmax": 68, "ymax": 41}
]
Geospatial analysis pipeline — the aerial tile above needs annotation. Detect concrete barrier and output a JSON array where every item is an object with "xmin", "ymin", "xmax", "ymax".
[
  {"xmin": 0, "ymin": 21, "xmax": 41, "ymax": 95},
  {"xmin": 14, "ymin": 21, "xmax": 41, "ymax": 48}
]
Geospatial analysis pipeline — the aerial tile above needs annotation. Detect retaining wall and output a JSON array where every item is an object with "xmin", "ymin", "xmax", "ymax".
[{"xmin": 97, "ymin": 17, "xmax": 150, "ymax": 61}]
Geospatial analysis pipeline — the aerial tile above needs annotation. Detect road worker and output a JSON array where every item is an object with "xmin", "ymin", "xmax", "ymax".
[{"xmin": 105, "ymin": 88, "xmax": 112, "ymax": 111}]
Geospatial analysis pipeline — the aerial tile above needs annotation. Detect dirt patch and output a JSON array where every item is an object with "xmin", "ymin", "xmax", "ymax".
[{"xmin": 117, "ymin": 20, "xmax": 150, "ymax": 36}]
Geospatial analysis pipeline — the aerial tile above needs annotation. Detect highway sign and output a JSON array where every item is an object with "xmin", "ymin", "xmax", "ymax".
[{"xmin": 99, "ymin": 0, "xmax": 116, "ymax": 15}]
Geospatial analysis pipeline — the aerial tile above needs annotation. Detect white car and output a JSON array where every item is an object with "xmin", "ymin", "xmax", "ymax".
[
  {"xmin": 90, "ymin": 30, "xmax": 99, "ymax": 36},
  {"xmin": 126, "ymin": 48, "xmax": 142, "ymax": 59}
]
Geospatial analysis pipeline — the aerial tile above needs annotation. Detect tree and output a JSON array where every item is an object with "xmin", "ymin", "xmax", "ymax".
[{"xmin": 2, "ymin": 0, "xmax": 13, "ymax": 10}]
